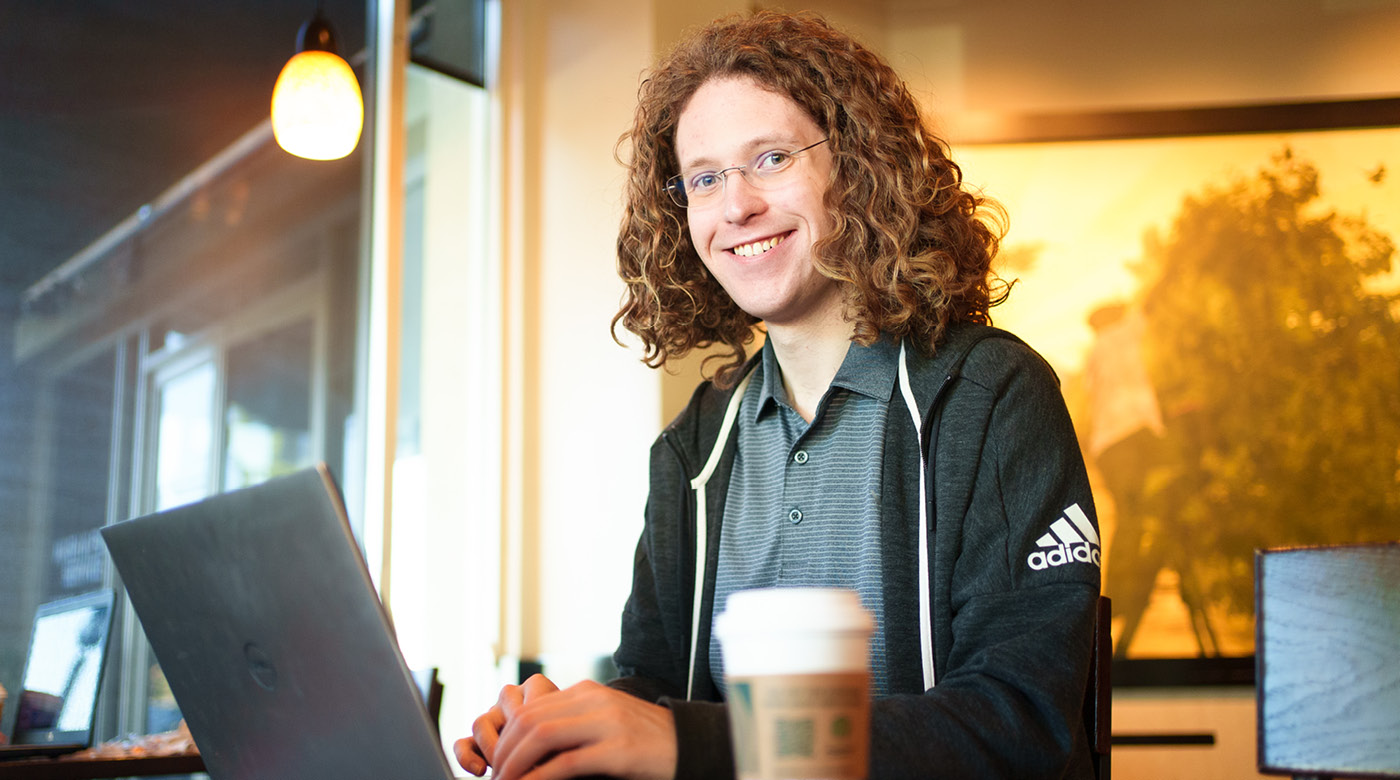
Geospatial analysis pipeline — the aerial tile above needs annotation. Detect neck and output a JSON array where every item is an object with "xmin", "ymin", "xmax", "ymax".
[{"xmin": 766, "ymin": 314, "xmax": 856, "ymax": 423}]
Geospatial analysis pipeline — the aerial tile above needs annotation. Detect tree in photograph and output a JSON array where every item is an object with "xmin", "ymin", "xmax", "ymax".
[{"xmin": 1103, "ymin": 148, "xmax": 1400, "ymax": 656}]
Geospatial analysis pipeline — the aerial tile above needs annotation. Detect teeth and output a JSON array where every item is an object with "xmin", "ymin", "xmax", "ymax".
[{"xmin": 733, "ymin": 234, "xmax": 784, "ymax": 257}]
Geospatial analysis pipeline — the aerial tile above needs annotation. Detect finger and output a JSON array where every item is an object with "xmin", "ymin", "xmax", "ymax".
[
  {"xmin": 492, "ymin": 674, "xmax": 562, "ymax": 771},
  {"xmin": 472, "ymin": 706, "xmax": 507, "ymax": 765},
  {"xmin": 497, "ymin": 683, "xmax": 527, "ymax": 718},
  {"xmin": 452, "ymin": 737, "xmax": 489, "ymax": 777},
  {"xmin": 519, "ymin": 673, "xmax": 560, "ymax": 700}
]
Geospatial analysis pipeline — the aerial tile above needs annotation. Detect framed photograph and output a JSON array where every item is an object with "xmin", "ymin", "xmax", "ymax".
[{"xmin": 953, "ymin": 98, "xmax": 1400, "ymax": 685}]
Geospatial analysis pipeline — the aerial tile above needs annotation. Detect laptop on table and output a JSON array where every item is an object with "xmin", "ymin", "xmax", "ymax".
[
  {"xmin": 100, "ymin": 464, "xmax": 455, "ymax": 780},
  {"xmin": 0, "ymin": 589, "xmax": 115, "ymax": 760},
  {"xmin": 1256, "ymin": 542, "xmax": 1400, "ymax": 777}
]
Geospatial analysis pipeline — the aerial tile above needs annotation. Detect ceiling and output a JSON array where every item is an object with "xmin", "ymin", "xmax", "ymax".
[{"xmin": 0, "ymin": 1, "xmax": 367, "ymax": 298}]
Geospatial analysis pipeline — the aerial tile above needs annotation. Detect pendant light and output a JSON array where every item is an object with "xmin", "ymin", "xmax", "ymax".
[{"xmin": 271, "ymin": 5, "xmax": 364, "ymax": 161}]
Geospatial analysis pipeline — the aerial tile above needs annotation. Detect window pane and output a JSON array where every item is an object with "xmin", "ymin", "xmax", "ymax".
[
  {"xmin": 47, "ymin": 352, "xmax": 117, "ymax": 596},
  {"xmin": 224, "ymin": 321, "xmax": 315, "ymax": 490},
  {"xmin": 154, "ymin": 361, "xmax": 216, "ymax": 511},
  {"xmin": 145, "ymin": 358, "xmax": 218, "ymax": 736},
  {"xmin": 0, "ymin": 350, "xmax": 116, "ymax": 739}
]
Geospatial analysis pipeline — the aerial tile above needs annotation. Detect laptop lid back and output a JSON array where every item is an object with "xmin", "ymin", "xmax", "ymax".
[
  {"xmin": 1256, "ymin": 542, "xmax": 1400, "ymax": 777},
  {"xmin": 100, "ymin": 464, "xmax": 453, "ymax": 780},
  {"xmin": 9, "ymin": 589, "xmax": 115, "ymax": 749}
]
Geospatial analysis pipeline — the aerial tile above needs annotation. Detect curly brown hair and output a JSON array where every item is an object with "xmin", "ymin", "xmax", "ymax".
[{"xmin": 612, "ymin": 10, "xmax": 1008, "ymax": 387}]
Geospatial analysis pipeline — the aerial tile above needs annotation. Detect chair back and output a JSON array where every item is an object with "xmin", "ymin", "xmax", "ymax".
[
  {"xmin": 1084, "ymin": 595, "xmax": 1112, "ymax": 780},
  {"xmin": 412, "ymin": 667, "xmax": 446, "ymax": 732}
]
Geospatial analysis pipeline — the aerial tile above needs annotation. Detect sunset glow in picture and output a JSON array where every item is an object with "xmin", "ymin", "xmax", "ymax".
[{"xmin": 956, "ymin": 120, "xmax": 1400, "ymax": 668}]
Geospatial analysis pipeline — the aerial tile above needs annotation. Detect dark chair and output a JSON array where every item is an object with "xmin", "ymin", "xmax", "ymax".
[
  {"xmin": 1084, "ymin": 595, "xmax": 1112, "ymax": 780},
  {"xmin": 412, "ymin": 667, "xmax": 445, "ymax": 732}
]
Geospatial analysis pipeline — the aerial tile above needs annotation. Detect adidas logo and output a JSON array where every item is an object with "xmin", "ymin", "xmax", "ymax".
[{"xmin": 1027, "ymin": 503, "xmax": 1101, "ymax": 571}]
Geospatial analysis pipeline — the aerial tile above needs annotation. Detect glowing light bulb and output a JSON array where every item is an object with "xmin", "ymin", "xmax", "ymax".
[{"xmin": 272, "ymin": 48, "xmax": 363, "ymax": 161}]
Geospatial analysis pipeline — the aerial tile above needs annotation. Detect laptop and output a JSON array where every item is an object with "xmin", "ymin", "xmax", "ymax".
[
  {"xmin": 1256, "ymin": 542, "xmax": 1400, "ymax": 777},
  {"xmin": 100, "ymin": 464, "xmax": 455, "ymax": 780},
  {"xmin": 0, "ymin": 589, "xmax": 115, "ymax": 760}
]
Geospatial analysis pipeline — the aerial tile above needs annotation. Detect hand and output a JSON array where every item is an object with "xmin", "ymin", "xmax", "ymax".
[
  {"xmin": 484, "ymin": 676, "xmax": 678, "ymax": 780},
  {"xmin": 455, "ymin": 674, "xmax": 560, "ymax": 776}
]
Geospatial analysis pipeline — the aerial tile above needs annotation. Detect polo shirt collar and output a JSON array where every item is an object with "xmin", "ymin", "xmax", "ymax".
[{"xmin": 751, "ymin": 335, "xmax": 902, "ymax": 422}]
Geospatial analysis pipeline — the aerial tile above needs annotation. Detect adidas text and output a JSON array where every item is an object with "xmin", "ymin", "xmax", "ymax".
[
  {"xmin": 1027, "ymin": 503, "xmax": 1102, "ymax": 571},
  {"xmin": 1027, "ymin": 542, "xmax": 1101, "ymax": 570}
]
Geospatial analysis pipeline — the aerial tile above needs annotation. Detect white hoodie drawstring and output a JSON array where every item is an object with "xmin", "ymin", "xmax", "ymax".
[
  {"xmin": 898, "ymin": 343, "xmax": 937, "ymax": 690},
  {"xmin": 686, "ymin": 368, "xmax": 755, "ymax": 700}
]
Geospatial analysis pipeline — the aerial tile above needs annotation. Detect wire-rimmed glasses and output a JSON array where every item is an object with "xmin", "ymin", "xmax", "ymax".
[{"xmin": 664, "ymin": 138, "xmax": 828, "ymax": 209}]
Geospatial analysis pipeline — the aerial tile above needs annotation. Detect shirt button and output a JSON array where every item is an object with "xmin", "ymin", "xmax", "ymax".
[
  {"xmin": 793, "ymin": 450, "xmax": 809, "ymax": 464},
  {"xmin": 788, "ymin": 508, "xmax": 803, "ymax": 524}
]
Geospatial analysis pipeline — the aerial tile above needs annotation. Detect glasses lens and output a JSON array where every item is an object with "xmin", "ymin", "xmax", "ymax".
[{"xmin": 665, "ymin": 175, "xmax": 688, "ymax": 208}]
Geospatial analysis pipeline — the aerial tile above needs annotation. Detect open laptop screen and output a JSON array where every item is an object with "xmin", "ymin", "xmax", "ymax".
[{"xmin": 10, "ymin": 589, "xmax": 115, "ymax": 748}]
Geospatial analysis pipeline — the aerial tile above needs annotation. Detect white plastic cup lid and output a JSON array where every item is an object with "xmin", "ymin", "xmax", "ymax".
[{"xmin": 715, "ymin": 587, "xmax": 874, "ymax": 638}]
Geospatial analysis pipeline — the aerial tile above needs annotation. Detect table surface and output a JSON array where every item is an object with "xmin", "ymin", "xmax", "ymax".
[{"xmin": 0, "ymin": 753, "xmax": 206, "ymax": 779}]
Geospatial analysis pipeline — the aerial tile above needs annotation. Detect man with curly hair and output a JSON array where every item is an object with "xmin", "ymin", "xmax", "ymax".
[{"xmin": 457, "ymin": 10, "xmax": 1101, "ymax": 780}]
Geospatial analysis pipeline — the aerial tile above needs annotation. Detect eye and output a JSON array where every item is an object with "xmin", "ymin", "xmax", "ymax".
[
  {"xmin": 689, "ymin": 172, "xmax": 721, "ymax": 192},
  {"xmin": 755, "ymin": 150, "xmax": 791, "ymax": 172}
]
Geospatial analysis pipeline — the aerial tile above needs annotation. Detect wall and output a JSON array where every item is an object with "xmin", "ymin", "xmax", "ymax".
[
  {"xmin": 526, "ymin": 0, "xmax": 656, "ymax": 679},
  {"xmin": 496, "ymin": 0, "xmax": 746, "ymax": 687}
]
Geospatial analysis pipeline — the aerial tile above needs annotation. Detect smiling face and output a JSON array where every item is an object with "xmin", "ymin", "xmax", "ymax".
[{"xmin": 674, "ymin": 76, "xmax": 843, "ymax": 333}]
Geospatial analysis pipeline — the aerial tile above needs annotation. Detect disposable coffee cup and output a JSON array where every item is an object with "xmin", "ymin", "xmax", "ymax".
[{"xmin": 715, "ymin": 587, "xmax": 874, "ymax": 780}]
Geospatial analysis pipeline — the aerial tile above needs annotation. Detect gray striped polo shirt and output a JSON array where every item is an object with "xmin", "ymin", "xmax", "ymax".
[{"xmin": 709, "ymin": 336, "xmax": 899, "ymax": 695}]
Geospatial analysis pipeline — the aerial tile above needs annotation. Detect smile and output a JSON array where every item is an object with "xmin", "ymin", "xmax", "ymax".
[{"xmin": 730, "ymin": 233, "xmax": 788, "ymax": 258}]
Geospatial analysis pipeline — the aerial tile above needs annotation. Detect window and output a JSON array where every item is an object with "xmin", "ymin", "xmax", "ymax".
[
  {"xmin": 130, "ymin": 288, "xmax": 329, "ymax": 737},
  {"xmin": 1, "ymin": 1, "xmax": 496, "ymax": 757},
  {"xmin": 4, "ymin": 128, "xmax": 361, "ymax": 743}
]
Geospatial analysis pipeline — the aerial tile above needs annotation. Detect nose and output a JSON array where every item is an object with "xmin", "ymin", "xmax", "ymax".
[{"xmin": 720, "ymin": 168, "xmax": 765, "ymax": 223}]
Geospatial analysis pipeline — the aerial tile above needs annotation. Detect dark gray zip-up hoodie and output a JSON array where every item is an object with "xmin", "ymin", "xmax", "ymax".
[{"xmin": 611, "ymin": 323, "xmax": 1101, "ymax": 779}]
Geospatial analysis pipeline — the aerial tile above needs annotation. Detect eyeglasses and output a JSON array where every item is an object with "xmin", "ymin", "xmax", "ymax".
[{"xmin": 664, "ymin": 138, "xmax": 828, "ymax": 209}]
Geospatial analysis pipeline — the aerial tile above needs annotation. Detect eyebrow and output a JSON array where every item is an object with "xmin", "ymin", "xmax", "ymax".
[{"xmin": 677, "ymin": 134, "xmax": 802, "ymax": 173}]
